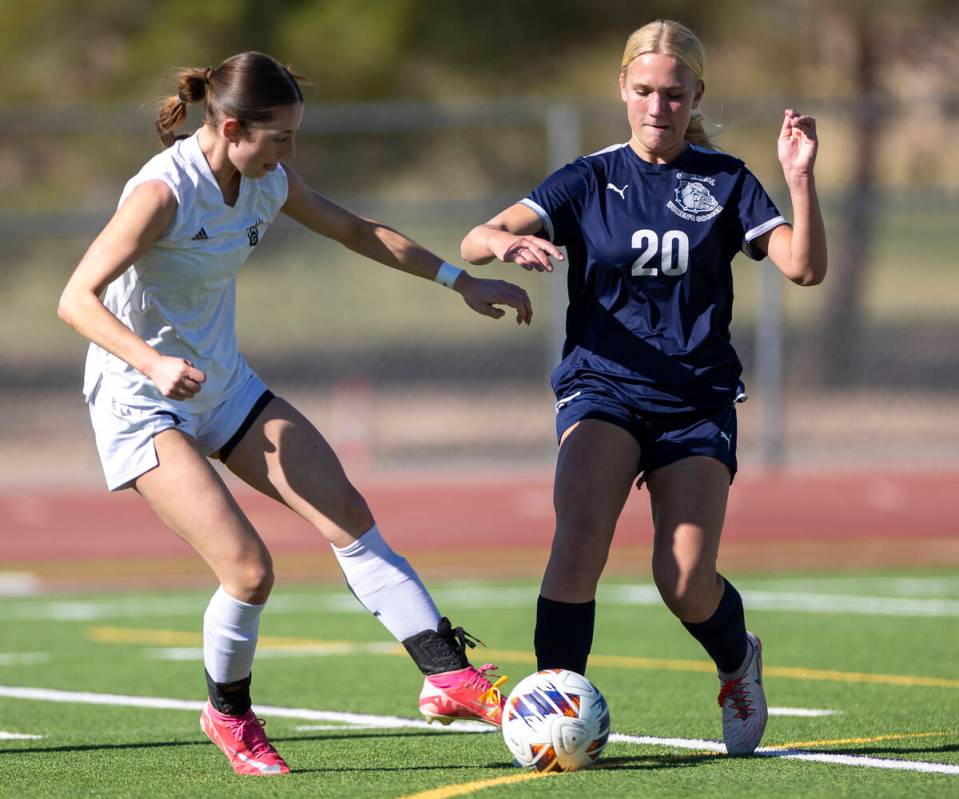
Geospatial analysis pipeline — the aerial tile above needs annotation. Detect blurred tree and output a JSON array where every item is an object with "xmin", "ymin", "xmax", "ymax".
[
  {"xmin": 0, "ymin": 0, "xmax": 763, "ymax": 103},
  {"xmin": 798, "ymin": 0, "xmax": 959, "ymax": 385}
]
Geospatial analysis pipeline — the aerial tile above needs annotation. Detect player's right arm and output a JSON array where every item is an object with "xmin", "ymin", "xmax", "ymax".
[
  {"xmin": 57, "ymin": 180, "xmax": 207, "ymax": 400},
  {"xmin": 460, "ymin": 203, "xmax": 564, "ymax": 272}
]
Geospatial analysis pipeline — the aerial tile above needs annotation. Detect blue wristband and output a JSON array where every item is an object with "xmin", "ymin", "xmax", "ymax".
[{"xmin": 435, "ymin": 262, "xmax": 463, "ymax": 289}]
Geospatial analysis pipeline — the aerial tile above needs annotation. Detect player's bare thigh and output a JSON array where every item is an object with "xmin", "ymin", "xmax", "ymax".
[
  {"xmin": 134, "ymin": 428, "xmax": 273, "ymax": 603},
  {"xmin": 221, "ymin": 396, "xmax": 374, "ymax": 547},
  {"xmin": 646, "ymin": 456, "xmax": 730, "ymax": 622},
  {"xmin": 542, "ymin": 419, "xmax": 641, "ymax": 602}
]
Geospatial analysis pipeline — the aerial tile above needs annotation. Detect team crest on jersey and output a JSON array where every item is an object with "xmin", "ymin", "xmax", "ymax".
[
  {"xmin": 246, "ymin": 217, "xmax": 265, "ymax": 246},
  {"xmin": 667, "ymin": 172, "xmax": 723, "ymax": 222}
]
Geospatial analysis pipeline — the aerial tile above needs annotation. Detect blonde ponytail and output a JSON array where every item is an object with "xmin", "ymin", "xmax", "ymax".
[
  {"xmin": 684, "ymin": 114, "xmax": 714, "ymax": 150},
  {"xmin": 621, "ymin": 20, "xmax": 716, "ymax": 150}
]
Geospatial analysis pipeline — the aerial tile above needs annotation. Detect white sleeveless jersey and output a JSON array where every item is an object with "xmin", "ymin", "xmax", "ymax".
[{"xmin": 83, "ymin": 131, "xmax": 289, "ymax": 411}]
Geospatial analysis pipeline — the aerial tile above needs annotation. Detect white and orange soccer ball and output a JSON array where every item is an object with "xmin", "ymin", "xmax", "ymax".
[{"xmin": 502, "ymin": 668, "xmax": 611, "ymax": 772}]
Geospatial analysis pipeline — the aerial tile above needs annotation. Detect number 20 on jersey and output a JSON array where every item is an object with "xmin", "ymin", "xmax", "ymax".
[{"xmin": 631, "ymin": 229, "xmax": 689, "ymax": 277}]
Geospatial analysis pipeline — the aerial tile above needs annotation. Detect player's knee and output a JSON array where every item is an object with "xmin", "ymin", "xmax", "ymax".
[
  {"xmin": 224, "ymin": 557, "xmax": 274, "ymax": 604},
  {"xmin": 556, "ymin": 511, "xmax": 615, "ymax": 552},
  {"xmin": 547, "ymin": 528, "xmax": 611, "ymax": 590},
  {"xmin": 653, "ymin": 567, "xmax": 715, "ymax": 620},
  {"xmin": 651, "ymin": 548, "xmax": 678, "ymax": 588}
]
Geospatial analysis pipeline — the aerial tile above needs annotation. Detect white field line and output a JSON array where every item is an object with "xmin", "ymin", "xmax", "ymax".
[
  {"xmin": 610, "ymin": 733, "xmax": 959, "ymax": 776},
  {"xmin": 142, "ymin": 646, "xmax": 836, "ymax": 719},
  {"xmin": 0, "ymin": 573, "xmax": 40, "ymax": 597},
  {"xmin": 0, "ymin": 731, "xmax": 44, "ymax": 740},
  {"xmin": 768, "ymin": 707, "xmax": 839, "ymax": 717},
  {"xmin": 0, "ymin": 653, "xmax": 48, "ymax": 666},
  {"xmin": 0, "ymin": 685, "xmax": 955, "ymax": 776},
  {"xmin": 0, "ymin": 685, "xmax": 491, "ymax": 733},
  {"xmin": 743, "ymin": 576, "xmax": 959, "ymax": 597},
  {"xmin": 4, "ymin": 580, "xmax": 959, "ymax": 620}
]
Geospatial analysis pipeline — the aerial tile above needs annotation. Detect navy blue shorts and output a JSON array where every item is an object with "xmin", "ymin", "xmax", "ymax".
[{"xmin": 553, "ymin": 387, "xmax": 739, "ymax": 483}]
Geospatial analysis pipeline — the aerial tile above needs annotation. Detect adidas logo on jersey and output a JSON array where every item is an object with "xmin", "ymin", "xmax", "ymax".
[{"xmin": 191, "ymin": 227, "xmax": 209, "ymax": 240}]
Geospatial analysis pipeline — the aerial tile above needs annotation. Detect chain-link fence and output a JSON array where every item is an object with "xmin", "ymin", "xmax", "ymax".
[{"xmin": 3, "ymin": 97, "xmax": 957, "ymax": 486}]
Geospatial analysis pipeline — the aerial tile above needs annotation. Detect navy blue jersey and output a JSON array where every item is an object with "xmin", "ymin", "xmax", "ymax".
[{"xmin": 523, "ymin": 142, "xmax": 787, "ymax": 414}]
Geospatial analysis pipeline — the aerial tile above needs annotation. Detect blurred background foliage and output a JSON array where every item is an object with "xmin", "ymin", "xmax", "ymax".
[
  {"xmin": 1, "ymin": 0, "xmax": 958, "ymax": 480},
  {"xmin": 2, "ymin": 0, "xmax": 957, "ymax": 210},
  {"xmin": 0, "ymin": 0, "xmax": 953, "ymax": 104}
]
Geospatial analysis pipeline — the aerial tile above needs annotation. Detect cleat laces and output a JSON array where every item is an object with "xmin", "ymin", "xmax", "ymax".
[
  {"xmin": 225, "ymin": 713, "xmax": 276, "ymax": 760},
  {"xmin": 471, "ymin": 663, "xmax": 509, "ymax": 704},
  {"xmin": 450, "ymin": 623, "xmax": 486, "ymax": 652},
  {"xmin": 450, "ymin": 623, "xmax": 508, "ymax": 702},
  {"xmin": 717, "ymin": 677, "xmax": 754, "ymax": 720}
]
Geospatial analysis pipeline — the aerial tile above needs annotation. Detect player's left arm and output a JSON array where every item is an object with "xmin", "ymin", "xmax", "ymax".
[
  {"xmin": 280, "ymin": 165, "xmax": 532, "ymax": 324},
  {"xmin": 755, "ymin": 109, "xmax": 827, "ymax": 286}
]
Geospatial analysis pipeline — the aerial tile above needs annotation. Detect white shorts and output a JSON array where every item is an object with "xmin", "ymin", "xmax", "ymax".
[{"xmin": 88, "ymin": 366, "xmax": 271, "ymax": 491}]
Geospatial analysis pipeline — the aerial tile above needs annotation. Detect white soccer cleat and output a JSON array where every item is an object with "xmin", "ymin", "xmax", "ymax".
[{"xmin": 717, "ymin": 631, "xmax": 767, "ymax": 755}]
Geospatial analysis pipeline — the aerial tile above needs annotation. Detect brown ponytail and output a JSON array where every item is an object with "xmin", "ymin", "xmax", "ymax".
[
  {"xmin": 156, "ymin": 67, "xmax": 211, "ymax": 146},
  {"xmin": 155, "ymin": 53, "xmax": 305, "ymax": 147}
]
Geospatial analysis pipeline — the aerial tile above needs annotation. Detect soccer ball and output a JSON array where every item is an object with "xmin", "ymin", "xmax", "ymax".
[{"xmin": 502, "ymin": 668, "xmax": 611, "ymax": 772}]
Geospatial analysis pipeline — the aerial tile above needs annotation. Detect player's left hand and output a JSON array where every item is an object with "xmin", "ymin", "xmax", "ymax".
[
  {"xmin": 778, "ymin": 109, "xmax": 818, "ymax": 179},
  {"xmin": 457, "ymin": 274, "xmax": 533, "ymax": 325}
]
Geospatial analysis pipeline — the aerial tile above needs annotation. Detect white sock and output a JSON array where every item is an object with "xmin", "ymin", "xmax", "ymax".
[
  {"xmin": 203, "ymin": 586, "xmax": 264, "ymax": 683},
  {"xmin": 332, "ymin": 524, "xmax": 441, "ymax": 641}
]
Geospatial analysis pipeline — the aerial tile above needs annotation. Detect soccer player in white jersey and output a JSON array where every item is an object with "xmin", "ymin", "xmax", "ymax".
[
  {"xmin": 58, "ymin": 52, "xmax": 529, "ymax": 776},
  {"xmin": 461, "ymin": 20, "xmax": 827, "ymax": 755}
]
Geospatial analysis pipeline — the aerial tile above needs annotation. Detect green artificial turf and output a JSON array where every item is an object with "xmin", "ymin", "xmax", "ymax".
[{"xmin": 1, "ymin": 570, "xmax": 957, "ymax": 798}]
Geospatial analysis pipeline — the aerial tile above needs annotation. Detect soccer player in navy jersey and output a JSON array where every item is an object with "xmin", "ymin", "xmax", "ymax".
[{"xmin": 461, "ymin": 19, "xmax": 826, "ymax": 755}]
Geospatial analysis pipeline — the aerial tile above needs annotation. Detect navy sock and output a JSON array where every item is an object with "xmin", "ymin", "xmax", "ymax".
[
  {"xmin": 681, "ymin": 578, "xmax": 748, "ymax": 674},
  {"xmin": 534, "ymin": 596, "xmax": 596, "ymax": 675}
]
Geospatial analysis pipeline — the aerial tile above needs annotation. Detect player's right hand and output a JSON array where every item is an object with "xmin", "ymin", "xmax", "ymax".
[
  {"xmin": 148, "ymin": 355, "xmax": 206, "ymax": 400},
  {"xmin": 457, "ymin": 274, "xmax": 534, "ymax": 325},
  {"xmin": 494, "ymin": 233, "xmax": 564, "ymax": 273}
]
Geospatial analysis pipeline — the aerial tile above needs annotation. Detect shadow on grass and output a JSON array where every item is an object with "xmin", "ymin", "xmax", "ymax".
[
  {"xmin": 291, "ymin": 764, "xmax": 510, "ymax": 775},
  {"xmin": 597, "ymin": 753, "xmax": 716, "ymax": 771},
  {"xmin": 6, "ymin": 733, "xmax": 955, "ymax": 775},
  {"xmin": 0, "ymin": 728, "xmax": 489, "ymax": 758},
  {"xmin": 595, "ymin": 740, "xmax": 959, "ymax": 771},
  {"xmin": 762, "ymin": 743, "xmax": 959, "ymax": 758},
  {"xmin": 0, "ymin": 739, "xmax": 212, "ymax": 756}
]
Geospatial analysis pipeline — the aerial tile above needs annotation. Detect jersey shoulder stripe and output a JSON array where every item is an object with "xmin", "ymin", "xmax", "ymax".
[
  {"xmin": 584, "ymin": 142, "xmax": 629, "ymax": 159},
  {"xmin": 745, "ymin": 215, "xmax": 788, "ymax": 242},
  {"xmin": 520, "ymin": 198, "xmax": 555, "ymax": 242},
  {"xmin": 742, "ymin": 215, "xmax": 788, "ymax": 258}
]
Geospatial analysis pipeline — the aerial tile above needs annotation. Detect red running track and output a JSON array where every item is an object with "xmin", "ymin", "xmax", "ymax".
[{"xmin": 1, "ymin": 470, "xmax": 956, "ymax": 562}]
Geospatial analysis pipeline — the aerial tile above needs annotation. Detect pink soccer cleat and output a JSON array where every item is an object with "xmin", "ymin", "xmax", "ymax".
[
  {"xmin": 419, "ymin": 662, "xmax": 508, "ymax": 727},
  {"xmin": 200, "ymin": 701, "xmax": 290, "ymax": 775}
]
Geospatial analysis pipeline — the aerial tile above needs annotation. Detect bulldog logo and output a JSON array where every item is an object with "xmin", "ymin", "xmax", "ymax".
[{"xmin": 667, "ymin": 172, "xmax": 723, "ymax": 221}]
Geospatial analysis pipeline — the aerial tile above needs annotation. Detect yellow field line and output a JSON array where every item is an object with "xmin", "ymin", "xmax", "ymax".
[
  {"xmin": 86, "ymin": 626, "xmax": 959, "ymax": 689},
  {"xmin": 397, "ymin": 771, "xmax": 551, "ymax": 798},
  {"xmin": 760, "ymin": 665, "xmax": 959, "ymax": 689},
  {"xmin": 87, "ymin": 626, "xmax": 407, "ymax": 652},
  {"xmin": 769, "ymin": 731, "xmax": 949, "ymax": 750},
  {"xmin": 90, "ymin": 627, "xmax": 198, "ymax": 646}
]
